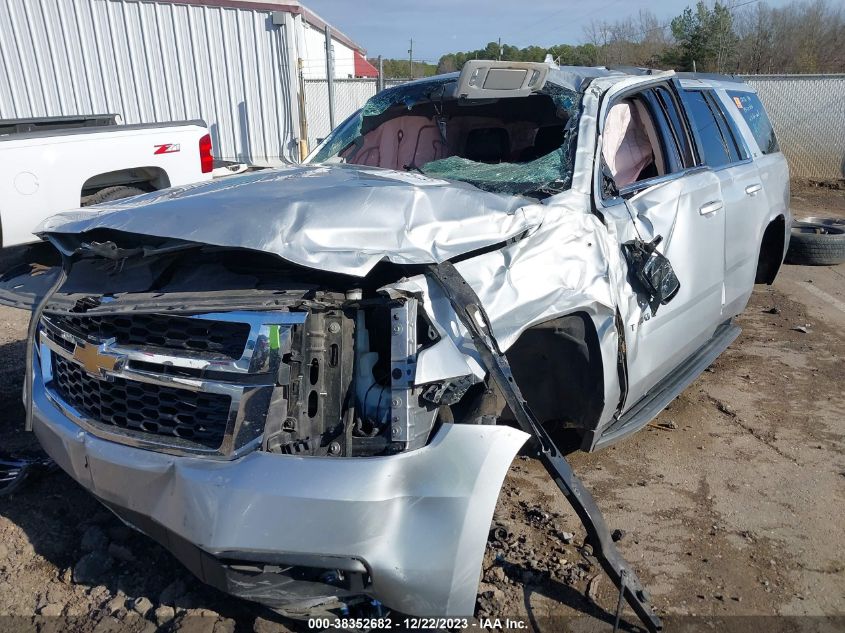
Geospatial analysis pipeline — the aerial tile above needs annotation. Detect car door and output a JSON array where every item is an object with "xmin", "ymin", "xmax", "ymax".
[
  {"xmin": 595, "ymin": 80, "xmax": 726, "ymax": 408},
  {"xmin": 681, "ymin": 87, "xmax": 770, "ymax": 319}
]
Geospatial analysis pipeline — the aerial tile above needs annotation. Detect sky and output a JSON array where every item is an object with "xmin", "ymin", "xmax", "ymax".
[{"xmin": 302, "ymin": 0, "xmax": 797, "ymax": 62}]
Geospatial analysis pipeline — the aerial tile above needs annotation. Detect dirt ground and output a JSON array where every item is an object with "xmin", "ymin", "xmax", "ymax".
[{"xmin": 0, "ymin": 186, "xmax": 842, "ymax": 633}]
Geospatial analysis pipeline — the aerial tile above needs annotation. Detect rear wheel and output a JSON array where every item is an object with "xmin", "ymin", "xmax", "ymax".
[{"xmin": 81, "ymin": 185, "xmax": 147, "ymax": 207}]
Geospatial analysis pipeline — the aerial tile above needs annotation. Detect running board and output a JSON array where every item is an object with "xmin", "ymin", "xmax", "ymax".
[{"xmin": 594, "ymin": 321, "xmax": 741, "ymax": 451}]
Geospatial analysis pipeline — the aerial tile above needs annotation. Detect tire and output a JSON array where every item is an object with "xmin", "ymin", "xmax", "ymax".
[
  {"xmin": 81, "ymin": 185, "xmax": 147, "ymax": 207},
  {"xmin": 785, "ymin": 221, "xmax": 845, "ymax": 266},
  {"xmin": 797, "ymin": 216, "xmax": 845, "ymax": 228}
]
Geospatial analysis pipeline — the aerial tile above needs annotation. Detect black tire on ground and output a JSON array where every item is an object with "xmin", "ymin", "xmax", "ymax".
[
  {"xmin": 81, "ymin": 185, "xmax": 147, "ymax": 207},
  {"xmin": 785, "ymin": 221, "xmax": 845, "ymax": 266}
]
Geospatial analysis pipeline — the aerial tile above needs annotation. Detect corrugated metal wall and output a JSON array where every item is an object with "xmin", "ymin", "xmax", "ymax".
[{"xmin": 0, "ymin": 0, "xmax": 300, "ymax": 166}]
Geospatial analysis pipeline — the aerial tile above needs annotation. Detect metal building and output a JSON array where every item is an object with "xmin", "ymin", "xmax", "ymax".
[{"xmin": 0, "ymin": 0, "xmax": 367, "ymax": 166}]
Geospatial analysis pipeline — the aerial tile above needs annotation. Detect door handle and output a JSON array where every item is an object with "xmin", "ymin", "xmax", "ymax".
[
  {"xmin": 745, "ymin": 184, "xmax": 762, "ymax": 196},
  {"xmin": 699, "ymin": 200, "xmax": 723, "ymax": 215}
]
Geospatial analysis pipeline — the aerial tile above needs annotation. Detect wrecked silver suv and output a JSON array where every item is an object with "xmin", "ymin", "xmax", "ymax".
[{"xmin": 13, "ymin": 61, "xmax": 789, "ymax": 625}]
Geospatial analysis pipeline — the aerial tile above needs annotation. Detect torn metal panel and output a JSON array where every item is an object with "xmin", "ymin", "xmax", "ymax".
[
  {"xmin": 384, "ymin": 191, "xmax": 626, "ymax": 430},
  {"xmin": 30, "ymin": 363, "xmax": 528, "ymax": 616},
  {"xmin": 36, "ymin": 165, "xmax": 545, "ymax": 277},
  {"xmin": 570, "ymin": 81, "xmax": 603, "ymax": 195},
  {"xmin": 425, "ymin": 261, "xmax": 662, "ymax": 633}
]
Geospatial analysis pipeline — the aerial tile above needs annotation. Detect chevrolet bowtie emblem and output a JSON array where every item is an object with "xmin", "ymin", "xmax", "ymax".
[{"xmin": 72, "ymin": 341, "xmax": 125, "ymax": 376}]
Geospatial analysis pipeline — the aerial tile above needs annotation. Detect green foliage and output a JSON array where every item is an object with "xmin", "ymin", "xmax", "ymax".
[
  {"xmin": 369, "ymin": 58, "xmax": 438, "ymax": 79},
  {"xmin": 427, "ymin": 0, "xmax": 844, "ymax": 76},
  {"xmin": 669, "ymin": 1, "xmax": 737, "ymax": 71}
]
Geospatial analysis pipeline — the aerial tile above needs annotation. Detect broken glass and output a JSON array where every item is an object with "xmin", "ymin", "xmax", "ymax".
[
  {"xmin": 420, "ymin": 85, "xmax": 581, "ymax": 195},
  {"xmin": 310, "ymin": 77, "xmax": 583, "ymax": 197},
  {"xmin": 311, "ymin": 77, "xmax": 457, "ymax": 163},
  {"xmin": 362, "ymin": 76, "xmax": 455, "ymax": 117}
]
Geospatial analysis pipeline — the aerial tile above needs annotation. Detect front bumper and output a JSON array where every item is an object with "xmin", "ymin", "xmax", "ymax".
[{"xmin": 31, "ymin": 351, "xmax": 528, "ymax": 616}]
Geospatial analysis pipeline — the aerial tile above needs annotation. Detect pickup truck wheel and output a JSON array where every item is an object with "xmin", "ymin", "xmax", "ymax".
[
  {"xmin": 785, "ymin": 221, "xmax": 845, "ymax": 266},
  {"xmin": 81, "ymin": 185, "xmax": 147, "ymax": 207}
]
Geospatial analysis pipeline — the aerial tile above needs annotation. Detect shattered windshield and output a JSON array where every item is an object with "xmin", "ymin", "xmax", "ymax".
[{"xmin": 308, "ymin": 76, "xmax": 581, "ymax": 196}]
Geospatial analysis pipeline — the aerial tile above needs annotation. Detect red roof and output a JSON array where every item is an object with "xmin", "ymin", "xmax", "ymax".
[{"xmin": 354, "ymin": 51, "xmax": 379, "ymax": 78}]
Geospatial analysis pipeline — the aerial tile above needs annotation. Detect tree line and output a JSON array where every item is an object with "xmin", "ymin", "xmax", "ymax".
[
  {"xmin": 386, "ymin": 0, "xmax": 844, "ymax": 78},
  {"xmin": 369, "ymin": 58, "xmax": 438, "ymax": 80}
]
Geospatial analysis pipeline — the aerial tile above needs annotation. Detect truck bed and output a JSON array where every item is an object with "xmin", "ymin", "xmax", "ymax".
[{"xmin": 0, "ymin": 119, "xmax": 207, "ymax": 142}]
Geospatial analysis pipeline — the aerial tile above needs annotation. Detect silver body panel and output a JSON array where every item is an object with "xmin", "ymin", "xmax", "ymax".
[{"xmin": 36, "ymin": 165, "xmax": 545, "ymax": 277}]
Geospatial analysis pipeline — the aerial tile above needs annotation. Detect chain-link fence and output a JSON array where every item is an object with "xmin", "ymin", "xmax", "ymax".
[
  {"xmin": 743, "ymin": 74, "xmax": 845, "ymax": 180},
  {"xmin": 304, "ymin": 74, "xmax": 845, "ymax": 180},
  {"xmin": 304, "ymin": 79, "xmax": 377, "ymax": 150},
  {"xmin": 303, "ymin": 78, "xmax": 410, "ymax": 151}
]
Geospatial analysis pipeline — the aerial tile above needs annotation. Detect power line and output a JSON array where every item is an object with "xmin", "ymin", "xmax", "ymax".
[
  {"xmin": 509, "ymin": 4, "xmax": 582, "ymax": 41},
  {"xmin": 515, "ymin": 0, "xmax": 624, "ymax": 46},
  {"xmin": 629, "ymin": 0, "xmax": 762, "ymax": 41}
]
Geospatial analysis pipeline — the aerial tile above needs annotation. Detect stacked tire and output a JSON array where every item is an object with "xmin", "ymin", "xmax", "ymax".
[{"xmin": 785, "ymin": 218, "xmax": 845, "ymax": 266}]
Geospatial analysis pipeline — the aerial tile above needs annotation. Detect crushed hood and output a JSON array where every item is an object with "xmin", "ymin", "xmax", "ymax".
[{"xmin": 38, "ymin": 165, "xmax": 544, "ymax": 276}]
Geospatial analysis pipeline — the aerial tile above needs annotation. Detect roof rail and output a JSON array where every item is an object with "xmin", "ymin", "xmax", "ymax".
[
  {"xmin": 604, "ymin": 65, "xmax": 658, "ymax": 76},
  {"xmin": 675, "ymin": 71, "xmax": 746, "ymax": 84}
]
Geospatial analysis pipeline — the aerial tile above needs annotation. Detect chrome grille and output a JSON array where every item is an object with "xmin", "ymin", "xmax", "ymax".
[
  {"xmin": 51, "ymin": 354, "xmax": 231, "ymax": 449},
  {"xmin": 38, "ymin": 310, "xmax": 307, "ymax": 457},
  {"xmin": 47, "ymin": 313, "xmax": 250, "ymax": 359}
]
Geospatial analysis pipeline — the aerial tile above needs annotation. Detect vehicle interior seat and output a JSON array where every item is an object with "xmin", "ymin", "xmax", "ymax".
[
  {"xmin": 463, "ymin": 127, "xmax": 511, "ymax": 163},
  {"xmin": 602, "ymin": 100, "xmax": 660, "ymax": 186},
  {"xmin": 346, "ymin": 115, "xmax": 446, "ymax": 170},
  {"xmin": 519, "ymin": 125, "xmax": 566, "ymax": 161}
]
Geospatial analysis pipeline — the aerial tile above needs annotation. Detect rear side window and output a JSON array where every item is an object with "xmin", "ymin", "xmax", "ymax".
[
  {"xmin": 727, "ymin": 91, "xmax": 779, "ymax": 154},
  {"xmin": 683, "ymin": 90, "xmax": 736, "ymax": 168}
]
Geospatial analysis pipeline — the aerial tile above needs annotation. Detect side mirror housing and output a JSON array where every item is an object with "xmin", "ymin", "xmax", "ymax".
[{"xmin": 622, "ymin": 236, "xmax": 680, "ymax": 314}]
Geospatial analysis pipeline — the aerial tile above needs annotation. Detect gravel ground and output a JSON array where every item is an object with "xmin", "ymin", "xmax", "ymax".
[{"xmin": 0, "ymin": 186, "xmax": 842, "ymax": 632}]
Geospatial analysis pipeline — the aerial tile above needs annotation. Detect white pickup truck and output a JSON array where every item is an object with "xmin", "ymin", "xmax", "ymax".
[{"xmin": 0, "ymin": 115, "xmax": 213, "ymax": 248}]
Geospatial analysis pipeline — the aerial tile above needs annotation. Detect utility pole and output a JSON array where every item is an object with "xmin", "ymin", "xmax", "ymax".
[
  {"xmin": 377, "ymin": 55, "xmax": 384, "ymax": 92},
  {"xmin": 325, "ymin": 26, "xmax": 335, "ymax": 129},
  {"xmin": 498, "ymin": 37, "xmax": 502, "ymax": 61},
  {"xmin": 408, "ymin": 38, "xmax": 414, "ymax": 79},
  {"xmin": 297, "ymin": 57, "xmax": 308, "ymax": 161}
]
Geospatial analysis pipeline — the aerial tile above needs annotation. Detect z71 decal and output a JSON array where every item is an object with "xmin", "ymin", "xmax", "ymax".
[{"xmin": 154, "ymin": 144, "xmax": 181, "ymax": 154}]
